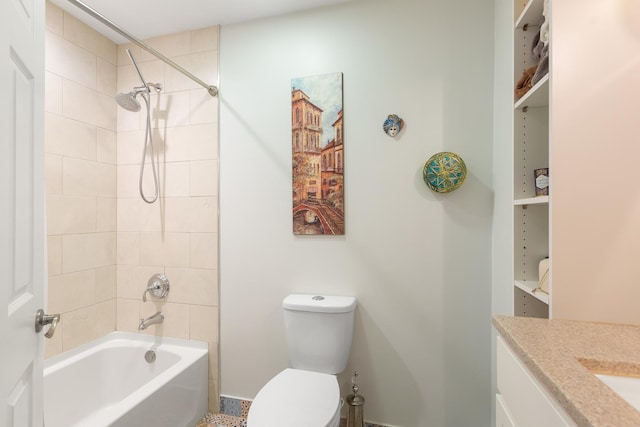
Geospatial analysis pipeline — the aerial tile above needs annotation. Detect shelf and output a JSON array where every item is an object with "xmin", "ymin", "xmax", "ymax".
[
  {"xmin": 514, "ymin": 195, "xmax": 549, "ymax": 206},
  {"xmin": 515, "ymin": 0, "xmax": 544, "ymax": 30},
  {"xmin": 515, "ymin": 280, "xmax": 549, "ymax": 305},
  {"xmin": 514, "ymin": 73, "xmax": 549, "ymax": 110}
]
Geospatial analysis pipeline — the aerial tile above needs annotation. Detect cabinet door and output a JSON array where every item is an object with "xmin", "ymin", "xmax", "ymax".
[
  {"xmin": 497, "ymin": 336, "xmax": 578, "ymax": 427},
  {"xmin": 496, "ymin": 394, "xmax": 516, "ymax": 427}
]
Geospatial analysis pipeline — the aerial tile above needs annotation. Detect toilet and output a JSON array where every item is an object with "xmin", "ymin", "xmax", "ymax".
[{"xmin": 247, "ymin": 294, "xmax": 357, "ymax": 427}]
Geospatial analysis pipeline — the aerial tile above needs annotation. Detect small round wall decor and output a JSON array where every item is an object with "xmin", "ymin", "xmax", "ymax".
[
  {"xmin": 423, "ymin": 152, "xmax": 467, "ymax": 193},
  {"xmin": 383, "ymin": 114, "xmax": 404, "ymax": 137}
]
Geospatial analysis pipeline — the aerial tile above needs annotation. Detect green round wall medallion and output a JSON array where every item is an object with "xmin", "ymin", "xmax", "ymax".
[{"xmin": 422, "ymin": 152, "xmax": 467, "ymax": 193}]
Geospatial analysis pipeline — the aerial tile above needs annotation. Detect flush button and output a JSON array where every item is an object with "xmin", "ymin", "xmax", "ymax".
[{"xmin": 312, "ymin": 295, "xmax": 325, "ymax": 301}]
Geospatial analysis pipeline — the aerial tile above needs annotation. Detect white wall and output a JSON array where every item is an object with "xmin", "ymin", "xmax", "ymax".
[
  {"xmin": 219, "ymin": 1, "xmax": 495, "ymax": 425},
  {"xmin": 491, "ymin": 0, "xmax": 514, "ymax": 424}
]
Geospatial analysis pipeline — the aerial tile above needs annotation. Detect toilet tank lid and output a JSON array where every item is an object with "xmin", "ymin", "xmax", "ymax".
[{"xmin": 283, "ymin": 294, "xmax": 356, "ymax": 313}]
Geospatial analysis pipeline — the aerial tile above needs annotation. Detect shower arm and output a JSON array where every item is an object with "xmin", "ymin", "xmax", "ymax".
[{"xmin": 67, "ymin": 0, "xmax": 218, "ymax": 97}]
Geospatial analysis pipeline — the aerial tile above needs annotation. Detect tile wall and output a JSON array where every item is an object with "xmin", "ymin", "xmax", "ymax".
[
  {"xmin": 44, "ymin": 1, "xmax": 220, "ymax": 412},
  {"xmin": 44, "ymin": 2, "xmax": 118, "ymax": 356},
  {"xmin": 114, "ymin": 29, "xmax": 220, "ymax": 411}
]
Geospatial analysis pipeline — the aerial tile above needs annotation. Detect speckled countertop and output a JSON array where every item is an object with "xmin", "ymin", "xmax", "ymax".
[{"xmin": 493, "ymin": 315, "xmax": 640, "ymax": 427}]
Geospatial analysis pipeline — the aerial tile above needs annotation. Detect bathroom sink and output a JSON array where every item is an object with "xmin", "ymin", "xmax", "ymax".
[{"xmin": 596, "ymin": 374, "xmax": 640, "ymax": 411}]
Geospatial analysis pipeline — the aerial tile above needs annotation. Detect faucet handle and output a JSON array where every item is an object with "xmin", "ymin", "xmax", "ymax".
[{"xmin": 142, "ymin": 273, "xmax": 170, "ymax": 302}]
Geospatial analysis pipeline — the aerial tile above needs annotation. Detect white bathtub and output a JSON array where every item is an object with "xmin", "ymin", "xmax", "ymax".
[{"xmin": 44, "ymin": 332, "xmax": 208, "ymax": 427}]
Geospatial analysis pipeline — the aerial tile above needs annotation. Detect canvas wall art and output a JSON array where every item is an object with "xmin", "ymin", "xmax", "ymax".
[{"xmin": 291, "ymin": 72, "xmax": 344, "ymax": 235}]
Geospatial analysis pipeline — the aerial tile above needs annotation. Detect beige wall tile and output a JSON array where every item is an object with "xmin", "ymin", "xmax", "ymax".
[
  {"xmin": 45, "ymin": 72, "xmax": 62, "ymax": 114},
  {"xmin": 47, "ymin": 235, "xmax": 62, "ymax": 276},
  {"xmin": 164, "ymin": 52, "xmax": 217, "ymax": 93},
  {"xmin": 48, "ymin": 269, "xmax": 95, "ymax": 314},
  {"xmin": 62, "ymin": 79, "xmax": 95, "ymax": 125},
  {"xmin": 116, "ymin": 101, "xmax": 143, "ymax": 132},
  {"xmin": 164, "ymin": 161, "xmax": 191, "ymax": 197},
  {"xmin": 45, "ymin": 2, "xmax": 64, "ymax": 36},
  {"xmin": 190, "ymin": 88, "xmax": 218, "ymax": 125},
  {"xmin": 63, "ymin": 11, "xmax": 117, "ymax": 65},
  {"xmin": 116, "ymin": 232, "xmax": 140, "ymax": 265},
  {"xmin": 190, "ymin": 27, "xmax": 218, "ymax": 54},
  {"xmin": 47, "ymin": 196, "xmax": 97, "ymax": 235},
  {"xmin": 140, "ymin": 32, "xmax": 191, "ymax": 62},
  {"xmin": 46, "ymin": 32, "xmax": 96, "ymax": 89},
  {"xmin": 154, "ymin": 91, "xmax": 190, "ymax": 128},
  {"xmin": 116, "ymin": 265, "xmax": 162, "ymax": 299},
  {"xmin": 97, "ymin": 197, "xmax": 117, "ymax": 232},
  {"xmin": 97, "ymin": 57, "xmax": 117, "ymax": 95},
  {"xmin": 63, "ymin": 157, "xmax": 116, "ymax": 197},
  {"xmin": 190, "ymin": 233, "xmax": 217, "ymax": 269},
  {"xmin": 97, "ymin": 128, "xmax": 117, "ymax": 164},
  {"xmin": 140, "ymin": 301, "xmax": 190, "ymax": 339},
  {"xmin": 117, "ymin": 129, "xmax": 146, "ymax": 164},
  {"xmin": 190, "ymin": 160, "xmax": 217, "ymax": 196},
  {"xmin": 62, "ymin": 300, "xmax": 116, "ymax": 351},
  {"xmin": 139, "ymin": 232, "xmax": 190, "ymax": 267},
  {"xmin": 62, "ymin": 232, "xmax": 116, "ymax": 273},
  {"xmin": 164, "ymin": 62, "xmax": 197, "ymax": 93},
  {"xmin": 164, "ymin": 267, "xmax": 217, "ymax": 306},
  {"xmin": 95, "ymin": 91, "xmax": 117, "ymax": 131},
  {"xmin": 117, "ymin": 164, "xmax": 142, "ymax": 199},
  {"xmin": 189, "ymin": 305, "xmax": 218, "ymax": 342},
  {"xmin": 116, "ymin": 298, "xmax": 141, "ymax": 332},
  {"xmin": 45, "ymin": 154, "xmax": 62, "ymax": 196},
  {"xmin": 95, "ymin": 265, "xmax": 116, "ymax": 302},
  {"xmin": 165, "ymin": 123, "xmax": 217, "ymax": 162},
  {"xmin": 117, "ymin": 198, "xmax": 162, "ymax": 232},
  {"xmin": 45, "ymin": 112, "xmax": 97, "ymax": 160},
  {"xmin": 61, "ymin": 81, "xmax": 116, "ymax": 132},
  {"xmin": 165, "ymin": 197, "xmax": 217, "ymax": 233}
]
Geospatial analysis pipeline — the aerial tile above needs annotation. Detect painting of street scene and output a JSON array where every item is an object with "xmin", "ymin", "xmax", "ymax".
[{"xmin": 291, "ymin": 72, "xmax": 344, "ymax": 235}]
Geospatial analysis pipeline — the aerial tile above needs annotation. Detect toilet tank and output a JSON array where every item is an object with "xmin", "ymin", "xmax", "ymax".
[{"xmin": 283, "ymin": 294, "xmax": 357, "ymax": 375}]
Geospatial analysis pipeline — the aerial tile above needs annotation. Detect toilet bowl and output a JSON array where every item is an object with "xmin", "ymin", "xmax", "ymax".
[
  {"xmin": 247, "ymin": 294, "xmax": 356, "ymax": 427},
  {"xmin": 246, "ymin": 368, "xmax": 341, "ymax": 427}
]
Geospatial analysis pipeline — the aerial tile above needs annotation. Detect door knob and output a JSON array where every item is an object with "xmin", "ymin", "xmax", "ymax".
[{"xmin": 35, "ymin": 309, "xmax": 60, "ymax": 339}]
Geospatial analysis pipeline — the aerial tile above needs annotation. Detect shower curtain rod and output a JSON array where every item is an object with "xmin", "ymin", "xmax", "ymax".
[{"xmin": 67, "ymin": 0, "xmax": 219, "ymax": 97}]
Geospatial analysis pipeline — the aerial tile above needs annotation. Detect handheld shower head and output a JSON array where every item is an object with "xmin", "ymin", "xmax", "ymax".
[{"xmin": 115, "ymin": 91, "xmax": 141, "ymax": 112}]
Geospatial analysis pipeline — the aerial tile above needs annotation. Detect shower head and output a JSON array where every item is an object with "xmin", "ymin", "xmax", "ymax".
[{"xmin": 115, "ymin": 91, "xmax": 141, "ymax": 112}]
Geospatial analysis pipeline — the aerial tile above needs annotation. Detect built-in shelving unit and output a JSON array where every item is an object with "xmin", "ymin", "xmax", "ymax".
[{"xmin": 513, "ymin": 0, "xmax": 550, "ymax": 318}]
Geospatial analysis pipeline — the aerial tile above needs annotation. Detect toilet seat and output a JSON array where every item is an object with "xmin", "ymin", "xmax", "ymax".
[{"xmin": 247, "ymin": 368, "xmax": 341, "ymax": 427}]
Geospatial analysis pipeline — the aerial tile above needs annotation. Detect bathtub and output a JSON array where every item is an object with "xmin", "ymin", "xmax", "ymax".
[{"xmin": 44, "ymin": 332, "xmax": 208, "ymax": 427}]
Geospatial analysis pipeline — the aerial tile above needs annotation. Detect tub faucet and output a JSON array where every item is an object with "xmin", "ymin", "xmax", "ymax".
[{"xmin": 138, "ymin": 312, "xmax": 164, "ymax": 331}]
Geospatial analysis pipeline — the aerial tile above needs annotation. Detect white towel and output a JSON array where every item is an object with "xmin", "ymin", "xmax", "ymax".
[
  {"xmin": 540, "ymin": 0, "xmax": 550, "ymax": 46},
  {"xmin": 540, "ymin": 19, "xmax": 549, "ymax": 45}
]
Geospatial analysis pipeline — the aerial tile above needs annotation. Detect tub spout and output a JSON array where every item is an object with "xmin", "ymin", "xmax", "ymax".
[{"xmin": 138, "ymin": 311, "xmax": 164, "ymax": 331}]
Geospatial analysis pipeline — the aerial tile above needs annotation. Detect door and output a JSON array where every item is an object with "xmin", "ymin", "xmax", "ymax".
[{"xmin": 0, "ymin": 0, "xmax": 46, "ymax": 425}]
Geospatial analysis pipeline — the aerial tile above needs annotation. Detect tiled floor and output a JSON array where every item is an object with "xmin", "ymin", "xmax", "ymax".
[
  {"xmin": 197, "ymin": 412, "xmax": 247, "ymax": 427},
  {"xmin": 198, "ymin": 414, "xmax": 376, "ymax": 427}
]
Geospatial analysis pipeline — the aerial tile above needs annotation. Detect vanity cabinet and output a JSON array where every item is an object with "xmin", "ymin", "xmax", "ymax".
[
  {"xmin": 512, "ymin": 0, "xmax": 550, "ymax": 318},
  {"xmin": 496, "ymin": 336, "xmax": 578, "ymax": 427}
]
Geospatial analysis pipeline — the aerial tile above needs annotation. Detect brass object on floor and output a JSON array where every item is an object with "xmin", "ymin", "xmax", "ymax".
[{"xmin": 346, "ymin": 371, "xmax": 365, "ymax": 427}]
